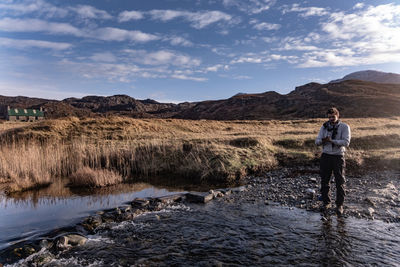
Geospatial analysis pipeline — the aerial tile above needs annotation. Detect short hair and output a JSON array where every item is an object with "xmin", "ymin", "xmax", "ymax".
[{"xmin": 327, "ymin": 107, "xmax": 339, "ymax": 116}]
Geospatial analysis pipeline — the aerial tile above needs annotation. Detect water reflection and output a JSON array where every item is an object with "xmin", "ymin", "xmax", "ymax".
[
  {"xmin": 318, "ymin": 216, "xmax": 351, "ymax": 266},
  {"xmin": 0, "ymin": 181, "xmax": 186, "ymax": 250}
]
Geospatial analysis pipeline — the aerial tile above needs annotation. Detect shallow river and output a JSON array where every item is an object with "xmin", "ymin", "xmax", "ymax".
[{"xmin": 1, "ymin": 182, "xmax": 400, "ymax": 266}]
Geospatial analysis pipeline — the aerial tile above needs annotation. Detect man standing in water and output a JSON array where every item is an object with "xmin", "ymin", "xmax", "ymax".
[{"xmin": 315, "ymin": 107, "xmax": 351, "ymax": 215}]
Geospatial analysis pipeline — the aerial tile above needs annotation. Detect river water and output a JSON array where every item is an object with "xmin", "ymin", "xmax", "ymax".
[{"xmin": 1, "ymin": 182, "xmax": 400, "ymax": 266}]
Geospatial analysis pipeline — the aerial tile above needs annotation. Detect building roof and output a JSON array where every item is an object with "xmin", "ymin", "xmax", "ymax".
[{"xmin": 8, "ymin": 108, "xmax": 44, "ymax": 117}]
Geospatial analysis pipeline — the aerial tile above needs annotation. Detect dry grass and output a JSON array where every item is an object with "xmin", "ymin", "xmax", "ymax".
[
  {"xmin": 0, "ymin": 116, "xmax": 399, "ymax": 193},
  {"xmin": 69, "ymin": 167, "xmax": 123, "ymax": 188}
]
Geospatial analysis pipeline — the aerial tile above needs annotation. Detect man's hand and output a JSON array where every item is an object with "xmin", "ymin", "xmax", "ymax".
[{"xmin": 322, "ymin": 136, "xmax": 331, "ymax": 144}]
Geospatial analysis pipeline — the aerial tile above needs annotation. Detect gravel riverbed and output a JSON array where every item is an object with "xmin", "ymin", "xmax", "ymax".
[{"xmin": 230, "ymin": 167, "xmax": 400, "ymax": 223}]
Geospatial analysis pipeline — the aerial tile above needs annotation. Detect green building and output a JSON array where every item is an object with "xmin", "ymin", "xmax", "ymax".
[{"xmin": 6, "ymin": 106, "xmax": 45, "ymax": 122}]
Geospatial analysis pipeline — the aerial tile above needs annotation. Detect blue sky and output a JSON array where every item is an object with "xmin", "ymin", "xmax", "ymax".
[{"xmin": 1, "ymin": 0, "xmax": 400, "ymax": 103}]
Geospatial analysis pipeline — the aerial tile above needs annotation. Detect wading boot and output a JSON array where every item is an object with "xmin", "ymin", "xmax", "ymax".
[
  {"xmin": 336, "ymin": 205, "xmax": 344, "ymax": 215},
  {"xmin": 320, "ymin": 203, "xmax": 331, "ymax": 212}
]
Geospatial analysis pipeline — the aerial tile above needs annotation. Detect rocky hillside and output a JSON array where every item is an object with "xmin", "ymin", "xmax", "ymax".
[
  {"xmin": 175, "ymin": 80, "xmax": 400, "ymax": 119},
  {"xmin": 330, "ymin": 70, "xmax": 400, "ymax": 84},
  {"xmin": 1, "ymin": 73, "xmax": 400, "ymax": 120},
  {"xmin": 0, "ymin": 95, "xmax": 195, "ymax": 119}
]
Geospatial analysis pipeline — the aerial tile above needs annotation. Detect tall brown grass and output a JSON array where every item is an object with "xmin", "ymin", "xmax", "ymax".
[
  {"xmin": 0, "ymin": 116, "xmax": 399, "ymax": 193},
  {"xmin": 69, "ymin": 167, "xmax": 123, "ymax": 188}
]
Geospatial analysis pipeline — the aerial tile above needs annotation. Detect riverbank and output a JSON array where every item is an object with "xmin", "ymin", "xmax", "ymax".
[
  {"xmin": 1, "ymin": 116, "xmax": 399, "ymax": 193},
  {"xmin": 232, "ymin": 168, "xmax": 400, "ymax": 223}
]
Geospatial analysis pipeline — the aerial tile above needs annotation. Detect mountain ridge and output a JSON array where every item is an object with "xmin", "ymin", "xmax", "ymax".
[{"xmin": 1, "ymin": 71, "xmax": 400, "ymax": 120}]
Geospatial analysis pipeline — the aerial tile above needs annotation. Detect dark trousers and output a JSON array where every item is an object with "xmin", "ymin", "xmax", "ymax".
[{"xmin": 320, "ymin": 153, "xmax": 346, "ymax": 206}]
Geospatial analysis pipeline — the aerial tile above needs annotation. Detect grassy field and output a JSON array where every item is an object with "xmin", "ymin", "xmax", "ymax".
[{"xmin": 0, "ymin": 116, "xmax": 399, "ymax": 193}]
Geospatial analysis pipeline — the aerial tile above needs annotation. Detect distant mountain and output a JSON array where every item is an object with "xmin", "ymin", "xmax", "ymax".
[
  {"xmin": 330, "ymin": 70, "xmax": 400, "ymax": 84},
  {"xmin": 1, "ymin": 76, "xmax": 400, "ymax": 120},
  {"xmin": 175, "ymin": 80, "xmax": 400, "ymax": 119}
]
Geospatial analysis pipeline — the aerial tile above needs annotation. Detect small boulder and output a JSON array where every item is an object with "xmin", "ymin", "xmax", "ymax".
[
  {"xmin": 119, "ymin": 205, "xmax": 132, "ymax": 213},
  {"xmin": 218, "ymin": 188, "xmax": 232, "ymax": 195},
  {"xmin": 231, "ymin": 186, "xmax": 247, "ymax": 193},
  {"xmin": 185, "ymin": 192, "xmax": 214, "ymax": 203},
  {"xmin": 364, "ymin": 197, "xmax": 376, "ymax": 207},
  {"xmin": 39, "ymin": 239, "xmax": 52, "ymax": 249},
  {"xmin": 65, "ymin": 234, "xmax": 88, "ymax": 246},
  {"xmin": 131, "ymin": 198, "xmax": 150, "ymax": 208},
  {"xmin": 156, "ymin": 194, "xmax": 183, "ymax": 204},
  {"xmin": 306, "ymin": 188, "xmax": 316, "ymax": 199},
  {"xmin": 56, "ymin": 236, "xmax": 69, "ymax": 250}
]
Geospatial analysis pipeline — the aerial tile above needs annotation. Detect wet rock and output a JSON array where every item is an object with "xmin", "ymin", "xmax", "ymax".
[
  {"xmin": 85, "ymin": 215, "xmax": 103, "ymax": 228},
  {"xmin": 120, "ymin": 212, "xmax": 135, "ymax": 221},
  {"xmin": 119, "ymin": 205, "xmax": 132, "ymax": 213},
  {"xmin": 156, "ymin": 194, "xmax": 183, "ymax": 204},
  {"xmin": 306, "ymin": 188, "xmax": 316, "ymax": 199},
  {"xmin": 364, "ymin": 198, "xmax": 376, "ymax": 207},
  {"xmin": 37, "ymin": 252, "xmax": 55, "ymax": 265},
  {"xmin": 232, "ymin": 186, "xmax": 247, "ymax": 193},
  {"xmin": 218, "ymin": 188, "xmax": 232, "ymax": 195},
  {"xmin": 131, "ymin": 198, "xmax": 150, "ymax": 208},
  {"xmin": 39, "ymin": 239, "xmax": 52, "ymax": 249},
  {"xmin": 367, "ymin": 207, "xmax": 375, "ymax": 217},
  {"xmin": 309, "ymin": 177, "xmax": 317, "ymax": 183},
  {"xmin": 185, "ymin": 192, "xmax": 214, "ymax": 203},
  {"xmin": 12, "ymin": 245, "xmax": 36, "ymax": 259},
  {"xmin": 56, "ymin": 236, "xmax": 69, "ymax": 250},
  {"xmin": 215, "ymin": 191, "xmax": 224, "ymax": 198},
  {"xmin": 65, "ymin": 234, "xmax": 88, "ymax": 246},
  {"xmin": 81, "ymin": 223, "xmax": 95, "ymax": 233}
]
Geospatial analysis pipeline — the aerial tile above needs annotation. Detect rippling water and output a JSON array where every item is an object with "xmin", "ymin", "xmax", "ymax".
[
  {"xmin": 0, "ymin": 181, "xmax": 185, "ymax": 251},
  {"xmin": 2, "ymin": 183, "xmax": 400, "ymax": 266},
  {"xmin": 48, "ymin": 200, "xmax": 400, "ymax": 266}
]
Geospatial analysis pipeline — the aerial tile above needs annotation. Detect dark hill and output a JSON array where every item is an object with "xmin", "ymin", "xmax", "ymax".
[
  {"xmin": 175, "ymin": 80, "xmax": 400, "ymax": 119},
  {"xmin": 330, "ymin": 70, "xmax": 400, "ymax": 84},
  {"xmin": 1, "ymin": 79, "xmax": 399, "ymax": 120}
]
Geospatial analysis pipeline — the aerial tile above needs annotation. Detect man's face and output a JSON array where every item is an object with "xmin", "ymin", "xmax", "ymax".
[{"xmin": 328, "ymin": 113, "xmax": 338, "ymax": 123}]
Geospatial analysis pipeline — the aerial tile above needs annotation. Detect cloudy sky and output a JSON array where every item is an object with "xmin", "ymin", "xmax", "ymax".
[{"xmin": 1, "ymin": 0, "xmax": 400, "ymax": 102}]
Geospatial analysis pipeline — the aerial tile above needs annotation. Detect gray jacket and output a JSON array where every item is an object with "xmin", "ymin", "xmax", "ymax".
[{"xmin": 315, "ymin": 121, "xmax": 351, "ymax": 155}]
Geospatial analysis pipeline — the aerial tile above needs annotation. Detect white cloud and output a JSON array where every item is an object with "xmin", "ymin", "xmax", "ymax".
[
  {"xmin": 123, "ymin": 49, "xmax": 201, "ymax": 67},
  {"xmin": 0, "ymin": 0, "xmax": 111, "ymax": 20},
  {"xmin": 93, "ymin": 27, "xmax": 159, "ymax": 42},
  {"xmin": 252, "ymin": 22, "xmax": 281, "ymax": 31},
  {"xmin": 118, "ymin": 10, "xmax": 144, "ymax": 22},
  {"xmin": 230, "ymin": 52, "xmax": 298, "ymax": 65},
  {"xmin": 261, "ymin": 37, "xmax": 278, "ymax": 43},
  {"xmin": 282, "ymin": 4, "xmax": 329, "ymax": 17},
  {"xmin": 69, "ymin": 5, "xmax": 112, "ymax": 20},
  {"xmin": 277, "ymin": 37, "xmax": 319, "ymax": 51},
  {"xmin": 0, "ymin": 0, "xmax": 68, "ymax": 18},
  {"xmin": 319, "ymin": 4, "xmax": 400, "ymax": 56},
  {"xmin": 0, "ymin": 37, "xmax": 72, "ymax": 50},
  {"xmin": 222, "ymin": 0, "xmax": 275, "ymax": 14},
  {"xmin": 275, "ymin": 3, "xmax": 400, "ymax": 68},
  {"xmin": 165, "ymin": 36, "xmax": 193, "ymax": 47},
  {"xmin": 231, "ymin": 56, "xmax": 263, "ymax": 64},
  {"xmin": 0, "ymin": 18, "xmax": 159, "ymax": 43},
  {"xmin": 149, "ymin": 9, "xmax": 233, "ymax": 29},
  {"xmin": 90, "ymin": 52, "xmax": 117, "ymax": 62},
  {"xmin": 233, "ymin": 75, "xmax": 252, "ymax": 80},
  {"xmin": 59, "ymin": 58, "xmax": 206, "ymax": 83},
  {"xmin": 0, "ymin": 18, "xmax": 84, "ymax": 36},
  {"xmin": 353, "ymin": 3, "xmax": 365, "ymax": 9},
  {"xmin": 171, "ymin": 74, "xmax": 207, "ymax": 82},
  {"xmin": 205, "ymin": 64, "xmax": 227, "ymax": 72}
]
